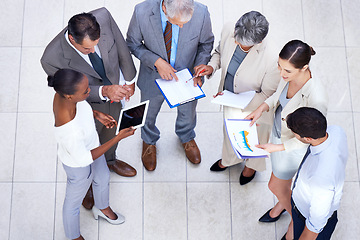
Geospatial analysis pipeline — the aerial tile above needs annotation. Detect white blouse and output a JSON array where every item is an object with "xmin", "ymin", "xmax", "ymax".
[{"xmin": 54, "ymin": 100, "xmax": 99, "ymax": 167}]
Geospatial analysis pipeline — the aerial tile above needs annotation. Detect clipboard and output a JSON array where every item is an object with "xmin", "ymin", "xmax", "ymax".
[{"xmin": 155, "ymin": 68, "xmax": 205, "ymax": 108}]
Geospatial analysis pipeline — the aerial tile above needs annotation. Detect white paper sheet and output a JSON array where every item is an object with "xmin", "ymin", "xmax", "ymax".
[
  {"xmin": 211, "ymin": 90, "xmax": 255, "ymax": 109},
  {"xmin": 225, "ymin": 119, "xmax": 269, "ymax": 159},
  {"xmin": 155, "ymin": 69, "xmax": 205, "ymax": 107}
]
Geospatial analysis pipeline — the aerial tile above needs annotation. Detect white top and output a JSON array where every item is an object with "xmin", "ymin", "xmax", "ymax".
[
  {"xmin": 54, "ymin": 100, "xmax": 100, "ymax": 167},
  {"xmin": 292, "ymin": 125, "xmax": 348, "ymax": 233}
]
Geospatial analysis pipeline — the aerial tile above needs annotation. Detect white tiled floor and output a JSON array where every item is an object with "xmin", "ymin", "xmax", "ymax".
[{"xmin": 0, "ymin": 0, "xmax": 359, "ymax": 239}]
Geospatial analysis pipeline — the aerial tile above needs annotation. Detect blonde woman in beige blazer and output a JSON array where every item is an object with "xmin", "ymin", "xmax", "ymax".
[
  {"xmin": 195, "ymin": 11, "xmax": 280, "ymax": 185},
  {"xmin": 246, "ymin": 40, "xmax": 328, "ymax": 240}
]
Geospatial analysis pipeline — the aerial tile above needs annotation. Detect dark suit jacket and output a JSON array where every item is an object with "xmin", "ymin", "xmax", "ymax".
[
  {"xmin": 126, "ymin": 0, "xmax": 214, "ymax": 98},
  {"xmin": 41, "ymin": 7, "xmax": 136, "ymax": 104}
]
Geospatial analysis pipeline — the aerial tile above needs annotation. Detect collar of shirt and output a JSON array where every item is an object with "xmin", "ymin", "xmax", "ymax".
[
  {"xmin": 160, "ymin": 0, "xmax": 179, "ymax": 67},
  {"xmin": 309, "ymin": 131, "xmax": 331, "ymax": 156},
  {"xmin": 64, "ymin": 30, "xmax": 101, "ymax": 66}
]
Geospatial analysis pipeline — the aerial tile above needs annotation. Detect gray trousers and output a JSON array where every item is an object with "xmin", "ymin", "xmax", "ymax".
[
  {"xmin": 141, "ymin": 91, "xmax": 197, "ymax": 145},
  {"xmin": 62, "ymin": 155, "xmax": 110, "ymax": 239}
]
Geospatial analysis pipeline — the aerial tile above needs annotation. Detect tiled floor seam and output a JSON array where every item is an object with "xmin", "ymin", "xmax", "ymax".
[
  {"xmin": 8, "ymin": 0, "xmax": 27, "ymax": 238},
  {"xmin": 339, "ymin": 0, "xmax": 360, "ymax": 183},
  {"xmin": 228, "ymin": 173, "xmax": 233, "ymax": 240}
]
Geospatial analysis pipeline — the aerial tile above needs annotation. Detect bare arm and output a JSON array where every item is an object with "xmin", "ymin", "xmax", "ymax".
[
  {"xmin": 299, "ymin": 226, "xmax": 319, "ymax": 240},
  {"xmin": 245, "ymin": 102, "xmax": 270, "ymax": 126},
  {"xmin": 90, "ymin": 127, "xmax": 135, "ymax": 160}
]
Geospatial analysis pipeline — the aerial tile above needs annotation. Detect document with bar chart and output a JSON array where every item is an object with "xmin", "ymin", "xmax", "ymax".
[{"xmin": 224, "ymin": 119, "xmax": 269, "ymax": 159}]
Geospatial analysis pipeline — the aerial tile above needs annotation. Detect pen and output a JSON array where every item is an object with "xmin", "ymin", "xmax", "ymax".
[{"xmin": 186, "ymin": 69, "xmax": 206, "ymax": 83}]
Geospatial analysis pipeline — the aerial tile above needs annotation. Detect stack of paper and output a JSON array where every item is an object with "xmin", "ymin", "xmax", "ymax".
[
  {"xmin": 155, "ymin": 68, "xmax": 205, "ymax": 108},
  {"xmin": 225, "ymin": 119, "xmax": 269, "ymax": 159},
  {"xmin": 211, "ymin": 90, "xmax": 255, "ymax": 109}
]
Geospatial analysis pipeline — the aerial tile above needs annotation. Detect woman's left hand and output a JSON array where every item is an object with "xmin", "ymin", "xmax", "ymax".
[
  {"xmin": 256, "ymin": 143, "xmax": 285, "ymax": 153},
  {"xmin": 93, "ymin": 110, "xmax": 117, "ymax": 129}
]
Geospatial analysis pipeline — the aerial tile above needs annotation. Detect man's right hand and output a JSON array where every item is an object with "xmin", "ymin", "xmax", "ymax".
[
  {"xmin": 154, "ymin": 58, "xmax": 178, "ymax": 80},
  {"xmin": 102, "ymin": 85, "xmax": 132, "ymax": 102}
]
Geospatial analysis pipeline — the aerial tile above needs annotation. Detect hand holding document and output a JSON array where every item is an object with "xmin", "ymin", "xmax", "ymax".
[
  {"xmin": 155, "ymin": 68, "xmax": 205, "ymax": 108},
  {"xmin": 211, "ymin": 90, "xmax": 255, "ymax": 109},
  {"xmin": 225, "ymin": 119, "xmax": 269, "ymax": 159}
]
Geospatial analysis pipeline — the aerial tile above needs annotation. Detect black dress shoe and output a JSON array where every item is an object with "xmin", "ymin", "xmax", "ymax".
[
  {"xmin": 210, "ymin": 159, "xmax": 228, "ymax": 171},
  {"xmin": 239, "ymin": 171, "xmax": 256, "ymax": 185},
  {"xmin": 258, "ymin": 208, "xmax": 286, "ymax": 222}
]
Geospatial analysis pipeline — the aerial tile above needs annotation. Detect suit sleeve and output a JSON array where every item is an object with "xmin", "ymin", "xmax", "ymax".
[
  {"xmin": 193, "ymin": 7, "xmax": 214, "ymax": 67},
  {"xmin": 106, "ymin": 9, "xmax": 137, "ymax": 81},
  {"xmin": 126, "ymin": 7, "xmax": 161, "ymax": 70},
  {"xmin": 245, "ymin": 57, "xmax": 280, "ymax": 111},
  {"xmin": 40, "ymin": 53, "xmax": 61, "ymax": 77}
]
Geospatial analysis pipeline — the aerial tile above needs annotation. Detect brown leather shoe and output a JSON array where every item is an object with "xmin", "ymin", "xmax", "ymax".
[
  {"xmin": 108, "ymin": 160, "xmax": 137, "ymax": 177},
  {"xmin": 182, "ymin": 139, "xmax": 201, "ymax": 164},
  {"xmin": 82, "ymin": 185, "xmax": 94, "ymax": 210},
  {"xmin": 142, "ymin": 142, "xmax": 156, "ymax": 171}
]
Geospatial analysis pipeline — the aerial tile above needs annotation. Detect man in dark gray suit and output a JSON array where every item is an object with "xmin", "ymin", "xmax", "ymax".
[
  {"xmin": 41, "ymin": 8, "xmax": 137, "ymax": 209},
  {"xmin": 127, "ymin": 0, "xmax": 214, "ymax": 171}
]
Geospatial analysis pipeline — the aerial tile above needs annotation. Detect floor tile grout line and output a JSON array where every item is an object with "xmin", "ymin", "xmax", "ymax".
[
  {"xmin": 273, "ymin": 195, "xmax": 279, "ymax": 239},
  {"xmin": 300, "ymin": 0, "xmax": 306, "ymax": 42},
  {"xmin": 142, "ymin": 165, "xmax": 145, "ymax": 240},
  {"xmin": 339, "ymin": 0, "xmax": 360, "ymax": 183},
  {"xmin": 228, "ymin": 176, "xmax": 233, "ymax": 240},
  {"xmin": 186, "ymin": 161, "xmax": 189, "ymax": 240},
  {"xmin": 8, "ymin": 0, "xmax": 27, "ymax": 239}
]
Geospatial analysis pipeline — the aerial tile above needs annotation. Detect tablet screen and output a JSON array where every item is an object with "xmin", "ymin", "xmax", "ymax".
[{"xmin": 117, "ymin": 100, "xmax": 149, "ymax": 133}]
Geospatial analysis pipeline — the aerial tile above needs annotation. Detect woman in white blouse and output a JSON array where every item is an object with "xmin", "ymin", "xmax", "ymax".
[
  {"xmin": 49, "ymin": 69, "xmax": 135, "ymax": 240},
  {"xmin": 246, "ymin": 40, "xmax": 328, "ymax": 240}
]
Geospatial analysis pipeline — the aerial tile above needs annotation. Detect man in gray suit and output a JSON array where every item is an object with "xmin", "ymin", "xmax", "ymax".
[
  {"xmin": 127, "ymin": 0, "xmax": 214, "ymax": 171},
  {"xmin": 41, "ymin": 8, "xmax": 137, "ymax": 208}
]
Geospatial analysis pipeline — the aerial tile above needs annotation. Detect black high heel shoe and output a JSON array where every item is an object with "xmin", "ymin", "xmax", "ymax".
[
  {"xmin": 258, "ymin": 208, "xmax": 286, "ymax": 222},
  {"xmin": 210, "ymin": 159, "xmax": 228, "ymax": 171}
]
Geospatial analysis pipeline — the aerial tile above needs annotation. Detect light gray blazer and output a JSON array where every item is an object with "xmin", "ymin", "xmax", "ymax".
[
  {"xmin": 41, "ymin": 7, "xmax": 136, "ymax": 104},
  {"xmin": 126, "ymin": 0, "xmax": 214, "ymax": 98}
]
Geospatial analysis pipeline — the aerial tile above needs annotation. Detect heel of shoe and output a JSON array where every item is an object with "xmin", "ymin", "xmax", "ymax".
[{"xmin": 92, "ymin": 206, "xmax": 100, "ymax": 220}]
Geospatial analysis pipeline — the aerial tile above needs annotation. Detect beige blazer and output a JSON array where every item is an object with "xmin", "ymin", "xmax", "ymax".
[
  {"xmin": 265, "ymin": 76, "xmax": 328, "ymax": 151},
  {"xmin": 208, "ymin": 22, "xmax": 280, "ymax": 113}
]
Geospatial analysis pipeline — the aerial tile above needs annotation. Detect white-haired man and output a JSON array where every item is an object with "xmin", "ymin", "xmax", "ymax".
[{"xmin": 127, "ymin": 0, "xmax": 214, "ymax": 171}]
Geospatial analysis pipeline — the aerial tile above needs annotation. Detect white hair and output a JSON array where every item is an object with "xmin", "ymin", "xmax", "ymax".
[{"xmin": 163, "ymin": 0, "xmax": 194, "ymax": 22}]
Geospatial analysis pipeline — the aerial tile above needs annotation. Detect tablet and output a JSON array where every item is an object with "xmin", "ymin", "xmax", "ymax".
[{"xmin": 116, "ymin": 100, "xmax": 149, "ymax": 134}]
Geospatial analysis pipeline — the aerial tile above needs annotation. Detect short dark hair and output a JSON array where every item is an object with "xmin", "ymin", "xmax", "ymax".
[
  {"xmin": 286, "ymin": 107, "xmax": 327, "ymax": 139},
  {"xmin": 68, "ymin": 12, "xmax": 100, "ymax": 44},
  {"xmin": 279, "ymin": 40, "xmax": 316, "ymax": 69},
  {"xmin": 48, "ymin": 69, "xmax": 85, "ymax": 98}
]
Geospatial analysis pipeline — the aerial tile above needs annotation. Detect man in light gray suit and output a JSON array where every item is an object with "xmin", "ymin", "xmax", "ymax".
[
  {"xmin": 127, "ymin": 0, "xmax": 214, "ymax": 171},
  {"xmin": 41, "ymin": 8, "xmax": 137, "ymax": 209}
]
